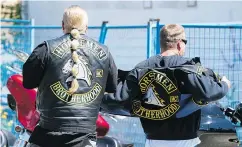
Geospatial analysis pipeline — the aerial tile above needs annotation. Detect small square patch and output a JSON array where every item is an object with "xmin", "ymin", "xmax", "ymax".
[
  {"xmin": 170, "ymin": 96, "xmax": 179, "ymax": 103},
  {"xmin": 96, "ymin": 69, "xmax": 103, "ymax": 77}
]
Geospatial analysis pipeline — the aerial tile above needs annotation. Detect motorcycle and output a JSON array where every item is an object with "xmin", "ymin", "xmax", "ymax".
[
  {"xmin": 0, "ymin": 49, "xmax": 134, "ymax": 147},
  {"xmin": 197, "ymin": 104, "xmax": 242, "ymax": 147}
]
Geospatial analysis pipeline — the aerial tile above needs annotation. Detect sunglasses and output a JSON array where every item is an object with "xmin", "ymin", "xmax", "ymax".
[{"xmin": 181, "ymin": 39, "xmax": 187, "ymax": 45}]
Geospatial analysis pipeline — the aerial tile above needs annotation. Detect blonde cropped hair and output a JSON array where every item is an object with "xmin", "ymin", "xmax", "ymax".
[
  {"xmin": 63, "ymin": 5, "xmax": 88, "ymax": 34},
  {"xmin": 160, "ymin": 24, "xmax": 186, "ymax": 49}
]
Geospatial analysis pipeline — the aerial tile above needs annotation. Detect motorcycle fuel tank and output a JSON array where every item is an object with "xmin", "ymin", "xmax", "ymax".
[{"xmin": 7, "ymin": 74, "xmax": 39, "ymax": 132}]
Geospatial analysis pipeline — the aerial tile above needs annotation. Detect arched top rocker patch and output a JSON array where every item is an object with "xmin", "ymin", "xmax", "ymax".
[{"xmin": 132, "ymin": 69, "xmax": 180, "ymax": 120}]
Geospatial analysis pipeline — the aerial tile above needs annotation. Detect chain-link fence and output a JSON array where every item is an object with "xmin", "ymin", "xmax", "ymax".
[{"xmin": 1, "ymin": 19, "xmax": 242, "ymax": 146}]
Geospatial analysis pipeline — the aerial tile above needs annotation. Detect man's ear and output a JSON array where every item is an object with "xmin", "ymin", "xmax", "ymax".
[
  {"xmin": 85, "ymin": 25, "xmax": 88, "ymax": 33},
  {"xmin": 62, "ymin": 21, "xmax": 64, "ymax": 31},
  {"xmin": 177, "ymin": 42, "xmax": 182, "ymax": 51}
]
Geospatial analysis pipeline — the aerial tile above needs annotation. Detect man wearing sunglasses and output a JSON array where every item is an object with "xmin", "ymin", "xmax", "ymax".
[{"xmin": 103, "ymin": 24, "xmax": 231, "ymax": 147}]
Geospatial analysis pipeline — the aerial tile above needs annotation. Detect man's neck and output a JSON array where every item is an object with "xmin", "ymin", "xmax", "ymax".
[{"xmin": 161, "ymin": 49, "xmax": 179, "ymax": 56}]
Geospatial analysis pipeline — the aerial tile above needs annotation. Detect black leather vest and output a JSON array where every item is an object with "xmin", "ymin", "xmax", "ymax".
[
  {"xmin": 37, "ymin": 34, "xmax": 110, "ymax": 133},
  {"xmin": 130, "ymin": 60, "xmax": 221, "ymax": 140},
  {"xmin": 130, "ymin": 64, "xmax": 206, "ymax": 121}
]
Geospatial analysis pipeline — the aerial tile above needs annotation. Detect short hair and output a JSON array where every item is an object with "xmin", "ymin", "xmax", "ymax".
[
  {"xmin": 160, "ymin": 24, "xmax": 186, "ymax": 49},
  {"xmin": 63, "ymin": 5, "xmax": 88, "ymax": 34}
]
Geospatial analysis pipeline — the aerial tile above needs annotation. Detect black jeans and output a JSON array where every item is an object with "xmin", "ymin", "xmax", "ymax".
[{"xmin": 27, "ymin": 126, "xmax": 96, "ymax": 147}]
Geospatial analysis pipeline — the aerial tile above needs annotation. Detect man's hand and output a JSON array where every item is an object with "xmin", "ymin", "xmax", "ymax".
[{"xmin": 221, "ymin": 76, "xmax": 231, "ymax": 89}]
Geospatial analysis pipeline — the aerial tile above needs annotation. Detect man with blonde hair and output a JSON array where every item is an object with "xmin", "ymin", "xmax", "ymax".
[
  {"xmin": 23, "ymin": 5, "xmax": 117, "ymax": 147},
  {"xmin": 160, "ymin": 24, "xmax": 187, "ymax": 56},
  {"xmin": 103, "ymin": 24, "xmax": 231, "ymax": 147}
]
